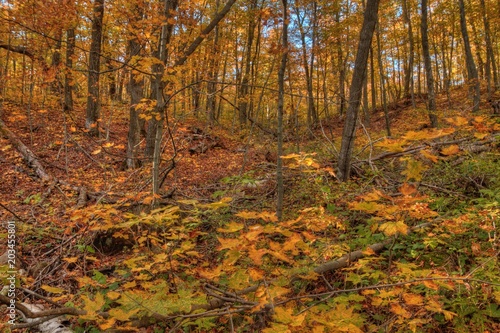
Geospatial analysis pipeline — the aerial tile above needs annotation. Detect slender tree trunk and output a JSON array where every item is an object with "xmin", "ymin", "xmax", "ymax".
[
  {"xmin": 421, "ymin": 0, "xmax": 438, "ymax": 127},
  {"xmin": 126, "ymin": 3, "xmax": 144, "ymax": 170},
  {"xmin": 337, "ymin": 0, "xmax": 380, "ymax": 182},
  {"xmin": 51, "ymin": 29, "xmax": 63, "ymax": 93},
  {"xmin": 85, "ymin": 0, "xmax": 105, "ymax": 136},
  {"xmin": 294, "ymin": 2, "xmax": 317, "ymax": 129},
  {"xmin": 238, "ymin": 0, "xmax": 258, "ymax": 126},
  {"xmin": 336, "ymin": 10, "xmax": 346, "ymax": 116},
  {"xmin": 149, "ymin": 0, "xmax": 179, "ymax": 199},
  {"xmin": 63, "ymin": 28, "xmax": 75, "ymax": 112},
  {"xmin": 469, "ymin": 18, "xmax": 484, "ymax": 80},
  {"xmin": 376, "ymin": 23, "xmax": 391, "ymax": 136},
  {"xmin": 206, "ymin": 0, "xmax": 221, "ymax": 124},
  {"xmin": 403, "ymin": 0, "xmax": 416, "ymax": 107},
  {"xmin": 458, "ymin": 0, "xmax": 480, "ymax": 112},
  {"xmin": 362, "ymin": 67, "xmax": 370, "ymax": 126},
  {"xmin": 145, "ymin": 0, "xmax": 178, "ymax": 159},
  {"xmin": 370, "ymin": 47, "xmax": 377, "ymax": 111},
  {"xmin": 480, "ymin": 0, "xmax": 498, "ymax": 94},
  {"xmin": 277, "ymin": 0, "xmax": 288, "ymax": 220}
]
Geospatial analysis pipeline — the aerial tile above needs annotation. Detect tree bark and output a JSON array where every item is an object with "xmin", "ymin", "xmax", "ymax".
[
  {"xmin": 337, "ymin": 0, "xmax": 380, "ymax": 182},
  {"xmin": 126, "ymin": 3, "xmax": 144, "ymax": 170},
  {"xmin": 294, "ymin": 2, "xmax": 318, "ymax": 129},
  {"xmin": 420, "ymin": 0, "xmax": 438, "ymax": 127},
  {"xmin": 206, "ymin": 0, "xmax": 221, "ymax": 124},
  {"xmin": 376, "ymin": 23, "xmax": 391, "ymax": 136},
  {"xmin": 458, "ymin": 0, "xmax": 480, "ymax": 112},
  {"xmin": 238, "ymin": 0, "xmax": 258, "ymax": 126},
  {"xmin": 276, "ymin": 0, "xmax": 288, "ymax": 220},
  {"xmin": 402, "ymin": 0, "xmax": 415, "ymax": 105},
  {"xmin": 85, "ymin": 0, "xmax": 105, "ymax": 136},
  {"xmin": 480, "ymin": 0, "xmax": 498, "ymax": 94},
  {"xmin": 63, "ymin": 28, "xmax": 75, "ymax": 112}
]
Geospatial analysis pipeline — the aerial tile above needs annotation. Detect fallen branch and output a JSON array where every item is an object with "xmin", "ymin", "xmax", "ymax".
[{"xmin": 0, "ymin": 119, "xmax": 99, "ymax": 206}]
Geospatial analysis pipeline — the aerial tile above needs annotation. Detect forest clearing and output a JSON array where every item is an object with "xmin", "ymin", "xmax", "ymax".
[{"xmin": 1, "ymin": 0, "xmax": 500, "ymax": 332}]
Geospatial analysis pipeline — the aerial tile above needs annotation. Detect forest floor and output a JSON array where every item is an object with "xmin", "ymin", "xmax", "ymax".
[{"xmin": 1, "ymin": 86, "xmax": 499, "ymax": 332}]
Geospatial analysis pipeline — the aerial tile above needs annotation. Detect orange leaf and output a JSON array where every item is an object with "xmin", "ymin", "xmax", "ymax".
[
  {"xmin": 399, "ymin": 183, "xmax": 417, "ymax": 196},
  {"xmin": 440, "ymin": 145, "xmax": 460, "ymax": 156},
  {"xmin": 248, "ymin": 246, "xmax": 267, "ymax": 265},
  {"xmin": 423, "ymin": 280, "xmax": 439, "ymax": 290},
  {"xmin": 420, "ymin": 149, "xmax": 439, "ymax": 163},
  {"xmin": 403, "ymin": 293, "xmax": 424, "ymax": 306}
]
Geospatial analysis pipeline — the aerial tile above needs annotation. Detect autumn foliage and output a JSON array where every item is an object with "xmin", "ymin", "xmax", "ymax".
[{"xmin": 1, "ymin": 0, "xmax": 500, "ymax": 332}]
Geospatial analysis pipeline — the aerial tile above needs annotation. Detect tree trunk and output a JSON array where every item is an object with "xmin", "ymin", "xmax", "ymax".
[
  {"xmin": 420, "ymin": 0, "xmax": 438, "ymax": 127},
  {"xmin": 337, "ymin": 0, "xmax": 380, "ymax": 182},
  {"xmin": 370, "ymin": 47, "xmax": 377, "ymax": 111},
  {"xmin": 336, "ymin": 10, "xmax": 346, "ymax": 116},
  {"xmin": 206, "ymin": 0, "xmax": 221, "ymax": 124},
  {"xmin": 126, "ymin": 3, "xmax": 144, "ymax": 170},
  {"xmin": 145, "ymin": 0, "xmax": 178, "ymax": 160},
  {"xmin": 294, "ymin": 2, "xmax": 318, "ymax": 129},
  {"xmin": 238, "ymin": 0, "xmax": 258, "ymax": 126},
  {"xmin": 277, "ymin": 0, "xmax": 288, "ymax": 220},
  {"xmin": 63, "ymin": 28, "xmax": 75, "ymax": 112},
  {"xmin": 51, "ymin": 28, "xmax": 63, "ymax": 93},
  {"xmin": 85, "ymin": 0, "xmax": 105, "ymax": 136},
  {"xmin": 458, "ymin": 0, "xmax": 480, "ymax": 112},
  {"xmin": 480, "ymin": 0, "xmax": 498, "ymax": 94},
  {"xmin": 376, "ymin": 23, "xmax": 391, "ymax": 136}
]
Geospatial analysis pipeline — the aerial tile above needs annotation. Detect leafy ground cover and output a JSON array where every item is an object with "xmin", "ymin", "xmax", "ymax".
[{"xmin": 1, "ymin": 89, "xmax": 499, "ymax": 332}]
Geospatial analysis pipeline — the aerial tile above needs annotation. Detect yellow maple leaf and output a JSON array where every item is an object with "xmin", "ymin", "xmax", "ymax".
[
  {"xmin": 248, "ymin": 267, "xmax": 265, "ymax": 281},
  {"xmin": 403, "ymin": 293, "xmax": 424, "ymax": 306},
  {"xmin": 217, "ymin": 221, "xmax": 244, "ymax": 233},
  {"xmin": 379, "ymin": 221, "xmax": 408, "ymax": 236},
  {"xmin": 106, "ymin": 291, "xmax": 121, "ymax": 301},
  {"xmin": 390, "ymin": 303, "xmax": 411, "ymax": 318},
  {"xmin": 41, "ymin": 285, "xmax": 65, "ymax": 294},
  {"xmin": 420, "ymin": 149, "xmax": 439, "ymax": 163},
  {"xmin": 236, "ymin": 211, "xmax": 261, "ymax": 219},
  {"xmin": 259, "ymin": 211, "xmax": 278, "ymax": 222},
  {"xmin": 273, "ymin": 307, "xmax": 294, "ymax": 324},
  {"xmin": 474, "ymin": 132, "xmax": 488, "ymax": 140},
  {"xmin": 403, "ymin": 130, "xmax": 431, "ymax": 141},
  {"xmin": 349, "ymin": 201, "xmax": 384, "ymax": 214},
  {"xmin": 440, "ymin": 145, "xmax": 460, "ymax": 156},
  {"xmin": 268, "ymin": 285, "xmax": 291, "ymax": 299},
  {"xmin": 248, "ymin": 246, "xmax": 267, "ymax": 265},
  {"xmin": 375, "ymin": 138, "xmax": 405, "ymax": 152},
  {"xmin": 217, "ymin": 237, "xmax": 241, "ymax": 250},
  {"xmin": 401, "ymin": 158, "xmax": 428, "ymax": 181},
  {"xmin": 109, "ymin": 308, "xmax": 139, "ymax": 321},
  {"xmin": 81, "ymin": 293, "xmax": 105, "ymax": 320},
  {"xmin": 445, "ymin": 116, "xmax": 469, "ymax": 127},
  {"xmin": 423, "ymin": 280, "xmax": 439, "ymax": 290},
  {"xmin": 267, "ymin": 250, "xmax": 293, "ymax": 264},
  {"xmin": 280, "ymin": 153, "xmax": 301, "ymax": 159},
  {"xmin": 123, "ymin": 280, "xmax": 137, "ymax": 289},
  {"xmin": 99, "ymin": 318, "xmax": 116, "ymax": 330},
  {"xmin": 359, "ymin": 189, "xmax": 383, "ymax": 201},
  {"xmin": 197, "ymin": 266, "xmax": 223, "ymax": 279}
]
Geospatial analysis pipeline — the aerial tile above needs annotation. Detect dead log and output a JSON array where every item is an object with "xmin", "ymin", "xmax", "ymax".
[
  {"xmin": 0, "ymin": 119, "xmax": 94, "ymax": 206},
  {"xmin": 0, "ymin": 119, "xmax": 53, "ymax": 183}
]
